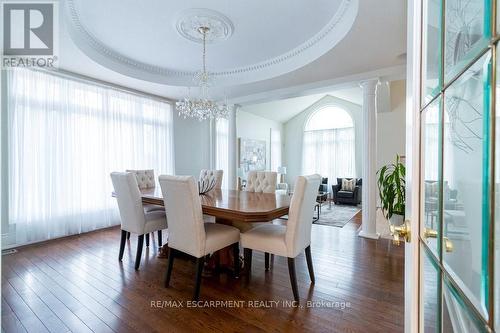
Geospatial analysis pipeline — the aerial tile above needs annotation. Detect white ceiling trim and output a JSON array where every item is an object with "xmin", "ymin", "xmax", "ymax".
[
  {"xmin": 64, "ymin": 0, "xmax": 359, "ymax": 86},
  {"xmin": 232, "ymin": 64, "xmax": 406, "ymax": 106}
]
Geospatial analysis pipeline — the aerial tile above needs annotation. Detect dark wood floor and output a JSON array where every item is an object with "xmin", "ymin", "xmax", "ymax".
[{"xmin": 1, "ymin": 212, "xmax": 404, "ymax": 333}]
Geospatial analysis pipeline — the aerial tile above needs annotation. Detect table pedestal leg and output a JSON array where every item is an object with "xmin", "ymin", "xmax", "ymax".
[{"xmin": 204, "ymin": 217, "xmax": 242, "ymax": 275}]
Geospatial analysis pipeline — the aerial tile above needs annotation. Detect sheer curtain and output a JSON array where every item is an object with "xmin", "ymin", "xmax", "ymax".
[
  {"xmin": 302, "ymin": 127, "xmax": 356, "ymax": 181},
  {"xmin": 215, "ymin": 118, "xmax": 229, "ymax": 188},
  {"xmin": 7, "ymin": 69, "xmax": 174, "ymax": 247},
  {"xmin": 270, "ymin": 129, "xmax": 282, "ymax": 173}
]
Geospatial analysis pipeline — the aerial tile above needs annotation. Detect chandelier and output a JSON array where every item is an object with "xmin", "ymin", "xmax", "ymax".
[{"xmin": 176, "ymin": 26, "xmax": 230, "ymax": 121}]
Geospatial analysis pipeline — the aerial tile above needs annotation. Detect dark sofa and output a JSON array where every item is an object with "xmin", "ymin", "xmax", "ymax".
[{"xmin": 332, "ymin": 178, "xmax": 362, "ymax": 205}]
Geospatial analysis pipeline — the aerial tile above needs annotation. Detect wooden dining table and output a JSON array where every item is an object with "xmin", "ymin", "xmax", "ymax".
[
  {"xmin": 131, "ymin": 188, "xmax": 291, "ymax": 273},
  {"xmin": 140, "ymin": 187, "xmax": 291, "ymax": 224}
]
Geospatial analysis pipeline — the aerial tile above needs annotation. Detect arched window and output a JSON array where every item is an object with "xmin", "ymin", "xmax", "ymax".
[
  {"xmin": 304, "ymin": 107, "xmax": 353, "ymax": 131},
  {"xmin": 302, "ymin": 106, "xmax": 356, "ymax": 183}
]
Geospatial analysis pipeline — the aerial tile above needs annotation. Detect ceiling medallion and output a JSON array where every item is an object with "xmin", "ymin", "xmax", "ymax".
[{"xmin": 175, "ymin": 8, "xmax": 234, "ymax": 43}]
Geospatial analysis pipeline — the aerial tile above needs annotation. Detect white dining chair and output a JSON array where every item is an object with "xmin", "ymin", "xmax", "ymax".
[
  {"xmin": 111, "ymin": 172, "xmax": 168, "ymax": 270},
  {"xmin": 199, "ymin": 169, "xmax": 224, "ymax": 223},
  {"xmin": 199, "ymin": 169, "xmax": 224, "ymax": 189},
  {"xmin": 126, "ymin": 169, "xmax": 165, "ymax": 245},
  {"xmin": 234, "ymin": 171, "xmax": 279, "ymax": 233},
  {"xmin": 245, "ymin": 171, "xmax": 277, "ymax": 193},
  {"xmin": 240, "ymin": 174, "xmax": 321, "ymax": 302},
  {"xmin": 158, "ymin": 175, "xmax": 240, "ymax": 300}
]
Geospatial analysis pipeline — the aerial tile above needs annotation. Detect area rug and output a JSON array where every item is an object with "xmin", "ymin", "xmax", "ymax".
[{"xmin": 313, "ymin": 204, "xmax": 361, "ymax": 228}]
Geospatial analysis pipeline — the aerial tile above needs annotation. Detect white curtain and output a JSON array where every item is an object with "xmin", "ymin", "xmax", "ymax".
[
  {"xmin": 270, "ymin": 129, "xmax": 282, "ymax": 173},
  {"xmin": 302, "ymin": 127, "xmax": 356, "ymax": 182},
  {"xmin": 7, "ymin": 69, "xmax": 174, "ymax": 247},
  {"xmin": 215, "ymin": 118, "xmax": 229, "ymax": 188}
]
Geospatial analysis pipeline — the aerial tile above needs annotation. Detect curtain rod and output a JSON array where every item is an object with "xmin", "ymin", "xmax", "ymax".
[{"xmin": 29, "ymin": 67, "xmax": 175, "ymax": 104}]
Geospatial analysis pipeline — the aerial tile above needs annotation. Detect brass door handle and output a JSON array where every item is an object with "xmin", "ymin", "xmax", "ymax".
[
  {"xmin": 444, "ymin": 237, "xmax": 453, "ymax": 252},
  {"xmin": 423, "ymin": 228, "xmax": 453, "ymax": 252},
  {"xmin": 390, "ymin": 220, "xmax": 411, "ymax": 245},
  {"xmin": 424, "ymin": 228, "xmax": 437, "ymax": 238}
]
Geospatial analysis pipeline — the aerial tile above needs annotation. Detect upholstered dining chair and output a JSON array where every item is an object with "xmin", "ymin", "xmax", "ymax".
[
  {"xmin": 234, "ymin": 171, "xmax": 279, "ymax": 233},
  {"xmin": 111, "ymin": 172, "xmax": 168, "ymax": 270},
  {"xmin": 199, "ymin": 169, "xmax": 224, "ymax": 223},
  {"xmin": 240, "ymin": 174, "xmax": 321, "ymax": 302},
  {"xmin": 158, "ymin": 175, "xmax": 240, "ymax": 301},
  {"xmin": 245, "ymin": 171, "xmax": 277, "ymax": 193},
  {"xmin": 126, "ymin": 169, "xmax": 164, "ymax": 246},
  {"xmin": 199, "ymin": 169, "xmax": 224, "ymax": 189}
]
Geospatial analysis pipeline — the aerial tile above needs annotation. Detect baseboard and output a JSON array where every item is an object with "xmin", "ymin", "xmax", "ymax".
[{"xmin": 358, "ymin": 230, "xmax": 380, "ymax": 240}]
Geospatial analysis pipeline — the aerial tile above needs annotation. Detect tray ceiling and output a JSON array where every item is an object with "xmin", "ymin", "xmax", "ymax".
[{"xmin": 65, "ymin": 0, "xmax": 358, "ymax": 86}]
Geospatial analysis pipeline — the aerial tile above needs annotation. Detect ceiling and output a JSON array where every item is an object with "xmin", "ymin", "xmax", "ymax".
[
  {"xmin": 240, "ymin": 87, "xmax": 362, "ymax": 123},
  {"xmin": 57, "ymin": 0, "xmax": 407, "ymax": 102},
  {"xmin": 65, "ymin": 0, "xmax": 357, "ymax": 86}
]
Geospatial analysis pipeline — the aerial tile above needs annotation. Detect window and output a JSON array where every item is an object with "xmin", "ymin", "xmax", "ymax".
[
  {"xmin": 6, "ymin": 69, "xmax": 174, "ymax": 247},
  {"xmin": 302, "ymin": 106, "xmax": 356, "ymax": 184},
  {"xmin": 270, "ymin": 129, "xmax": 282, "ymax": 173},
  {"xmin": 215, "ymin": 118, "xmax": 229, "ymax": 188}
]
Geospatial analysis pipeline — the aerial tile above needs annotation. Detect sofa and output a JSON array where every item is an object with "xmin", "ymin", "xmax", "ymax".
[{"xmin": 332, "ymin": 178, "xmax": 362, "ymax": 205}]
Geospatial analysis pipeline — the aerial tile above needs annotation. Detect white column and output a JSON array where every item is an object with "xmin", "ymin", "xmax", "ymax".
[
  {"xmin": 359, "ymin": 79, "xmax": 380, "ymax": 240},
  {"xmin": 228, "ymin": 105, "xmax": 238, "ymax": 189}
]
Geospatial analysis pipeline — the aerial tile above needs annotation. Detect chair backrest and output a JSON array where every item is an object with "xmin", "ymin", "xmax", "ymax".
[
  {"xmin": 285, "ymin": 174, "xmax": 321, "ymax": 257},
  {"xmin": 199, "ymin": 169, "xmax": 224, "ymax": 189},
  {"xmin": 110, "ymin": 172, "xmax": 146, "ymax": 234},
  {"xmin": 245, "ymin": 171, "xmax": 277, "ymax": 193},
  {"xmin": 336, "ymin": 177, "xmax": 361, "ymax": 187},
  {"xmin": 126, "ymin": 169, "xmax": 155, "ymax": 189},
  {"xmin": 158, "ymin": 175, "xmax": 206, "ymax": 258}
]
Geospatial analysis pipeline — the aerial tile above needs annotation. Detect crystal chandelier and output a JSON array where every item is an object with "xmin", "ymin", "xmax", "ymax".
[{"xmin": 176, "ymin": 26, "xmax": 230, "ymax": 121}]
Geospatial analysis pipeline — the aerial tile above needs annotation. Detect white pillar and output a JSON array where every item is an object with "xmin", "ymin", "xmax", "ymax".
[
  {"xmin": 359, "ymin": 79, "xmax": 380, "ymax": 240},
  {"xmin": 228, "ymin": 105, "xmax": 238, "ymax": 189}
]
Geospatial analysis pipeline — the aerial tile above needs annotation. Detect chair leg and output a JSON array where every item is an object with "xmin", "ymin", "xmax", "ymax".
[
  {"xmin": 193, "ymin": 257, "xmax": 204, "ymax": 301},
  {"xmin": 119, "ymin": 230, "xmax": 127, "ymax": 261},
  {"xmin": 127, "ymin": 231, "xmax": 131, "ymax": 240},
  {"xmin": 244, "ymin": 248, "xmax": 252, "ymax": 274},
  {"xmin": 135, "ymin": 235, "xmax": 144, "ymax": 270},
  {"xmin": 145, "ymin": 233, "xmax": 150, "ymax": 247},
  {"xmin": 158, "ymin": 230, "xmax": 162, "ymax": 248},
  {"xmin": 287, "ymin": 257, "xmax": 299, "ymax": 302},
  {"xmin": 264, "ymin": 252, "xmax": 270, "ymax": 271},
  {"xmin": 233, "ymin": 243, "xmax": 240, "ymax": 278},
  {"xmin": 305, "ymin": 245, "xmax": 315, "ymax": 284},
  {"xmin": 165, "ymin": 248, "xmax": 175, "ymax": 287}
]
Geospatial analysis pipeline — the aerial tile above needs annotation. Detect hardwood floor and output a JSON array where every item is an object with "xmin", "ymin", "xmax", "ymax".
[{"xmin": 1, "ymin": 212, "xmax": 404, "ymax": 333}]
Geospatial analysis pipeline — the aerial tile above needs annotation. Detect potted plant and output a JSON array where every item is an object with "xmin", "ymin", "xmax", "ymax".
[{"xmin": 377, "ymin": 155, "xmax": 406, "ymax": 226}]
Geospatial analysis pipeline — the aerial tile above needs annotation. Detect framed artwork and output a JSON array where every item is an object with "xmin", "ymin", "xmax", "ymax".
[{"xmin": 238, "ymin": 138, "xmax": 266, "ymax": 172}]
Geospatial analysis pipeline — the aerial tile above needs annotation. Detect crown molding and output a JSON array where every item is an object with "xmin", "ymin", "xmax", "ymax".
[{"xmin": 64, "ymin": 0, "xmax": 358, "ymax": 86}]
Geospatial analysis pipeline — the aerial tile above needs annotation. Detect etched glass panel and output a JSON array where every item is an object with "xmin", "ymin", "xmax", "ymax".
[
  {"xmin": 445, "ymin": 0, "xmax": 489, "ymax": 82},
  {"xmin": 442, "ymin": 52, "xmax": 491, "ymax": 318},
  {"xmin": 421, "ymin": 98, "xmax": 442, "ymax": 256},
  {"xmin": 422, "ymin": 0, "xmax": 442, "ymax": 105},
  {"xmin": 421, "ymin": 247, "xmax": 441, "ymax": 333},
  {"xmin": 442, "ymin": 278, "xmax": 488, "ymax": 332}
]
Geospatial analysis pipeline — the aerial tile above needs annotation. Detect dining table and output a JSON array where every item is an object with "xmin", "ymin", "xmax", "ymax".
[
  {"xmin": 133, "ymin": 187, "xmax": 291, "ymax": 273},
  {"xmin": 139, "ymin": 187, "xmax": 290, "ymax": 223}
]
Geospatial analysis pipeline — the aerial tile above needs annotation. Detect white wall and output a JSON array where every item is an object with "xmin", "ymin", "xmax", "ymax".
[
  {"xmin": 284, "ymin": 95, "xmax": 363, "ymax": 188},
  {"xmin": 236, "ymin": 110, "xmax": 284, "ymax": 172},
  {"xmin": 172, "ymin": 113, "xmax": 211, "ymax": 176},
  {"xmin": 377, "ymin": 80, "xmax": 406, "ymax": 169}
]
